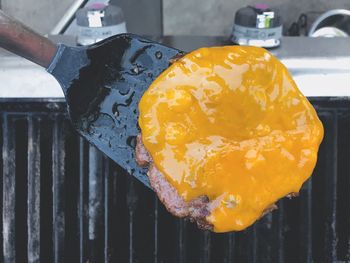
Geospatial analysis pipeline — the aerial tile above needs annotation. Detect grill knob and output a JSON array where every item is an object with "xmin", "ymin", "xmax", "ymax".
[{"xmin": 231, "ymin": 5, "xmax": 283, "ymax": 48}]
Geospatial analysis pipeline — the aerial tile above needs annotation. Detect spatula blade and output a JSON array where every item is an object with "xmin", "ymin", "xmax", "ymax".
[{"xmin": 48, "ymin": 34, "xmax": 183, "ymax": 187}]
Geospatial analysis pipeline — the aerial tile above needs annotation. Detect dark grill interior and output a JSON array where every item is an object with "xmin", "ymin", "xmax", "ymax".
[{"xmin": 1, "ymin": 98, "xmax": 350, "ymax": 263}]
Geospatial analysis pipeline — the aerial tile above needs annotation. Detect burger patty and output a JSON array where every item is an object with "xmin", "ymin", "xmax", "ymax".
[
  {"xmin": 135, "ymin": 135, "xmax": 285, "ymax": 231},
  {"xmin": 135, "ymin": 134, "xmax": 213, "ymax": 230}
]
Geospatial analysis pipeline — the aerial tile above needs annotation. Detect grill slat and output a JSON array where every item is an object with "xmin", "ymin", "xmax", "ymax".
[
  {"xmin": 104, "ymin": 157, "xmax": 110, "ymax": 262},
  {"xmin": 27, "ymin": 117, "xmax": 41, "ymax": 263},
  {"xmin": 0, "ymin": 114, "xmax": 3, "ymax": 261},
  {"xmin": 135, "ymin": 183, "xmax": 156, "ymax": 262},
  {"xmin": 106, "ymin": 163, "xmax": 120, "ymax": 262},
  {"xmin": 336, "ymin": 111, "xmax": 350, "ymax": 259},
  {"xmin": 200, "ymin": 231, "xmax": 211, "ymax": 263},
  {"xmin": 88, "ymin": 146, "xmax": 103, "ymax": 241},
  {"xmin": 52, "ymin": 117, "xmax": 66, "ymax": 263},
  {"xmin": 315, "ymin": 111, "xmax": 339, "ymax": 261},
  {"xmin": 39, "ymin": 118, "xmax": 53, "ymax": 262},
  {"xmin": 330, "ymin": 112, "xmax": 338, "ymax": 260},
  {"xmin": 298, "ymin": 179, "xmax": 313, "ymax": 262},
  {"xmin": 234, "ymin": 226, "xmax": 255, "ymax": 262},
  {"xmin": 282, "ymin": 193, "xmax": 300, "ymax": 262},
  {"xmin": 2, "ymin": 114, "xmax": 16, "ymax": 263},
  {"xmin": 226, "ymin": 233, "xmax": 235, "ymax": 262},
  {"xmin": 78, "ymin": 138, "xmax": 88, "ymax": 263},
  {"xmin": 112, "ymin": 166, "xmax": 128, "ymax": 262},
  {"xmin": 88, "ymin": 145, "xmax": 104, "ymax": 262},
  {"xmin": 0, "ymin": 98, "xmax": 350, "ymax": 262},
  {"xmin": 277, "ymin": 201, "xmax": 284, "ymax": 263},
  {"xmin": 177, "ymin": 219, "xmax": 186, "ymax": 263},
  {"xmin": 15, "ymin": 118, "xmax": 29, "ymax": 263},
  {"xmin": 255, "ymin": 213, "xmax": 275, "ymax": 262},
  {"xmin": 312, "ymin": 111, "xmax": 336, "ymax": 262},
  {"xmin": 157, "ymin": 198, "xmax": 178, "ymax": 263},
  {"xmin": 252, "ymin": 225, "xmax": 257, "ymax": 263},
  {"xmin": 153, "ymin": 196, "xmax": 158, "ymax": 263},
  {"xmin": 127, "ymin": 178, "xmax": 135, "ymax": 263},
  {"xmin": 308, "ymin": 180, "xmax": 313, "ymax": 261}
]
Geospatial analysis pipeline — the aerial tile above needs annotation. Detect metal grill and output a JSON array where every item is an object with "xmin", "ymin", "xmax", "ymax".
[{"xmin": 1, "ymin": 98, "xmax": 350, "ymax": 263}]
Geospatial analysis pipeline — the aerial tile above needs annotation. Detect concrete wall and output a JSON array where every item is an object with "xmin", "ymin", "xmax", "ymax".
[{"xmin": 164, "ymin": 0, "xmax": 350, "ymax": 36}]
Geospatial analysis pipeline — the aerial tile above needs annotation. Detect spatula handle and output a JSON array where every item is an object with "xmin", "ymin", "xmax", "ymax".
[{"xmin": 0, "ymin": 9, "xmax": 57, "ymax": 68}]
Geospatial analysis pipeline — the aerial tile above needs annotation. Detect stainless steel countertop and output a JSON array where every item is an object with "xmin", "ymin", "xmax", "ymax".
[{"xmin": 1, "ymin": 36, "xmax": 350, "ymax": 97}]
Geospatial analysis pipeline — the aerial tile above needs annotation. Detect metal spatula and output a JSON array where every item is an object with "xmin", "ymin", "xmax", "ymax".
[{"xmin": 0, "ymin": 10, "xmax": 183, "ymax": 187}]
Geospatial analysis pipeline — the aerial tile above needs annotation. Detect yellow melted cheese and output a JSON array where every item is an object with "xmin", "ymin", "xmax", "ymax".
[{"xmin": 138, "ymin": 46, "xmax": 324, "ymax": 232}]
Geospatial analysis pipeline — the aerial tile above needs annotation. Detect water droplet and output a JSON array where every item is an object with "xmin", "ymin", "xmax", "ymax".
[
  {"xmin": 118, "ymin": 85, "xmax": 130, "ymax": 95},
  {"xmin": 108, "ymin": 141, "xmax": 112, "ymax": 148},
  {"xmin": 126, "ymin": 136, "xmax": 137, "ymax": 148},
  {"xmin": 112, "ymin": 104, "xmax": 119, "ymax": 117},
  {"xmin": 132, "ymin": 66, "xmax": 139, "ymax": 74},
  {"xmin": 92, "ymin": 131, "xmax": 102, "ymax": 138},
  {"xmin": 155, "ymin": 51, "xmax": 162, "ymax": 59},
  {"xmin": 131, "ymin": 64, "xmax": 146, "ymax": 75},
  {"xmin": 125, "ymin": 91, "xmax": 135, "ymax": 107}
]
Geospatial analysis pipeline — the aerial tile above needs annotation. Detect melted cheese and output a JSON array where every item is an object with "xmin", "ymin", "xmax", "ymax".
[{"xmin": 138, "ymin": 46, "xmax": 324, "ymax": 232}]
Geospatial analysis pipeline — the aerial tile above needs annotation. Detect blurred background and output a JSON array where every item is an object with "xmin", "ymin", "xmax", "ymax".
[{"xmin": 1, "ymin": 0, "xmax": 350, "ymax": 36}]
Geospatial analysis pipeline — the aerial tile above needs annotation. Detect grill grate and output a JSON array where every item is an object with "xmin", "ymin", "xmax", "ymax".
[{"xmin": 1, "ymin": 98, "xmax": 350, "ymax": 263}]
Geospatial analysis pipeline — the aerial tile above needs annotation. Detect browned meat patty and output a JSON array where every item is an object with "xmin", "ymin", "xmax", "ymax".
[
  {"xmin": 135, "ymin": 134, "xmax": 213, "ymax": 230},
  {"xmin": 135, "ymin": 135, "xmax": 151, "ymax": 167},
  {"xmin": 136, "ymin": 134, "xmax": 288, "ymax": 231}
]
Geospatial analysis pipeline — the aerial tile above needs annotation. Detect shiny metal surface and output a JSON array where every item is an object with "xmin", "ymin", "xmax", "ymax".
[
  {"xmin": 0, "ymin": 55, "xmax": 64, "ymax": 98},
  {"xmin": 51, "ymin": 0, "xmax": 111, "ymax": 36},
  {"xmin": 311, "ymin": 27, "xmax": 348, "ymax": 38},
  {"xmin": 50, "ymin": 0, "xmax": 87, "ymax": 35},
  {"xmin": 1, "ymin": 97, "xmax": 350, "ymax": 262},
  {"xmin": 308, "ymin": 9, "xmax": 350, "ymax": 37},
  {"xmin": 1, "ymin": 36, "xmax": 350, "ymax": 97}
]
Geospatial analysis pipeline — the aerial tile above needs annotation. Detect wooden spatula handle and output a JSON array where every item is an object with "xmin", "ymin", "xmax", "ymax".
[{"xmin": 0, "ymin": 9, "xmax": 57, "ymax": 68}]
